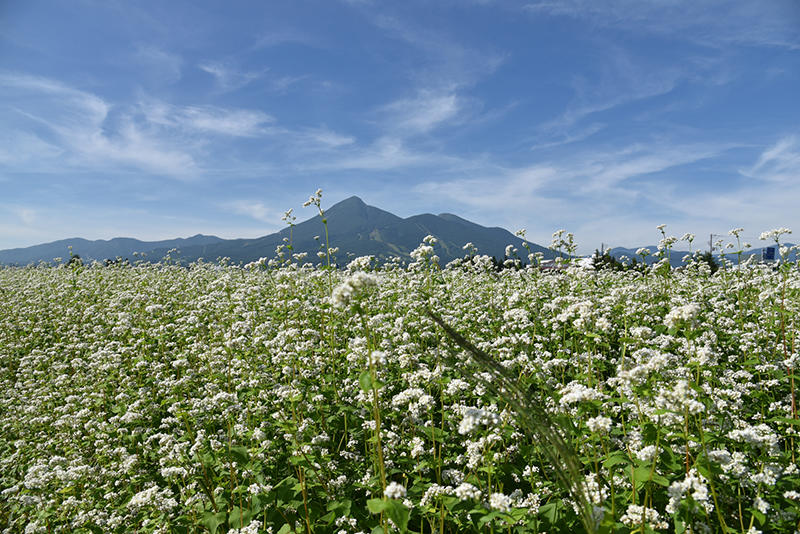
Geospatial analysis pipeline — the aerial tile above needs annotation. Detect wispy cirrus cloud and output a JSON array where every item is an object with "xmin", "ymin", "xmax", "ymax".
[
  {"xmin": 523, "ymin": 0, "xmax": 800, "ymax": 50},
  {"xmin": 539, "ymin": 49, "xmax": 683, "ymax": 133},
  {"xmin": 577, "ymin": 142, "xmax": 727, "ymax": 191},
  {"xmin": 0, "ymin": 73, "xmax": 197, "ymax": 177},
  {"xmin": 140, "ymin": 98, "xmax": 276, "ymax": 137},
  {"xmin": 134, "ymin": 45, "xmax": 183, "ymax": 84},
  {"xmin": 198, "ymin": 61, "xmax": 266, "ymax": 92},
  {"xmin": 363, "ymin": 13, "xmax": 505, "ymax": 139},
  {"xmin": 300, "ymin": 136, "xmax": 456, "ymax": 172},
  {"xmin": 740, "ymin": 135, "xmax": 800, "ymax": 183},
  {"xmin": 252, "ymin": 28, "xmax": 319, "ymax": 50},
  {"xmin": 301, "ymin": 127, "xmax": 356, "ymax": 148},
  {"xmin": 408, "ymin": 138, "xmax": 744, "ymax": 251},
  {"xmin": 530, "ymin": 123, "xmax": 605, "ymax": 150},
  {"xmin": 224, "ymin": 200, "xmax": 282, "ymax": 225},
  {"xmin": 0, "ymin": 72, "xmax": 291, "ymax": 178},
  {"xmin": 380, "ymin": 90, "xmax": 466, "ymax": 135}
]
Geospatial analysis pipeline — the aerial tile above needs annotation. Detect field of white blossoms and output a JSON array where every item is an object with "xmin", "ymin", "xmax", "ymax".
[{"xmin": 1, "ymin": 228, "xmax": 799, "ymax": 534}]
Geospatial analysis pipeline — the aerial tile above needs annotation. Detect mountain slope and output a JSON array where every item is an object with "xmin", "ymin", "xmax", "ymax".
[
  {"xmin": 0, "ymin": 234, "xmax": 224, "ymax": 265},
  {"xmin": 145, "ymin": 196, "xmax": 551, "ymax": 265}
]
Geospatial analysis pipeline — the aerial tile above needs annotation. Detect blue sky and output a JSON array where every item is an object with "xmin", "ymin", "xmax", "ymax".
[{"xmin": 1, "ymin": 0, "xmax": 798, "ymax": 253}]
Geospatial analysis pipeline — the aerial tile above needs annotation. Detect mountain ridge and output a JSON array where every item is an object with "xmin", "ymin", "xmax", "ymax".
[
  {"xmin": 4, "ymin": 197, "xmax": 791, "ymax": 266},
  {"xmin": 0, "ymin": 196, "xmax": 552, "ymax": 265}
]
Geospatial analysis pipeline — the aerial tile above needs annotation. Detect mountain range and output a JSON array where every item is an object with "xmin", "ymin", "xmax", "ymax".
[
  {"xmin": 2, "ymin": 196, "xmax": 793, "ymax": 267},
  {"xmin": 0, "ymin": 196, "xmax": 553, "ymax": 266}
]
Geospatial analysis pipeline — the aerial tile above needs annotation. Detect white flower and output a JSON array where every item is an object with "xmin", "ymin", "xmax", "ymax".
[
  {"xmin": 620, "ymin": 504, "xmax": 668, "ymax": 530},
  {"xmin": 454, "ymin": 482, "xmax": 482, "ymax": 501},
  {"xmin": 664, "ymin": 303, "xmax": 700, "ymax": 329},
  {"xmin": 385, "ymin": 481, "xmax": 406, "ymax": 499},
  {"xmin": 636, "ymin": 445, "xmax": 658, "ymax": 462},
  {"xmin": 587, "ymin": 416, "xmax": 612, "ymax": 434},
  {"xmin": 489, "ymin": 492, "xmax": 512, "ymax": 512},
  {"xmin": 331, "ymin": 272, "xmax": 378, "ymax": 307}
]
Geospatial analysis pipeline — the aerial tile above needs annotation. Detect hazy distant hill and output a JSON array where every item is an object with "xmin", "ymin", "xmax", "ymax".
[
  {"xmin": 0, "ymin": 234, "xmax": 224, "ymax": 265},
  {"xmin": 0, "ymin": 197, "xmax": 552, "ymax": 266},
  {"xmin": 607, "ymin": 244, "xmax": 797, "ymax": 266}
]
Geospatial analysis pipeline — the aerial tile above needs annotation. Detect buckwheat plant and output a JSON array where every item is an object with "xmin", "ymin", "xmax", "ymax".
[{"xmin": 1, "ymin": 218, "xmax": 799, "ymax": 534}]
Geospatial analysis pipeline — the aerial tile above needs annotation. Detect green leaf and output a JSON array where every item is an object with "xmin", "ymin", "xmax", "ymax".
[
  {"xmin": 603, "ymin": 451, "xmax": 630, "ymax": 469},
  {"xmin": 228, "ymin": 506, "xmax": 252, "ymax": 528},
  {"xmin": 633, "ymin": 466, "xmax": 653, "ymax": 484},
  {"xmin": 360, "ymin": 371, "xmax": 374, "ymax": 392},
  {"xmin": 367, "ymin": 498, "xmax": 389, "ymax": 513},
  {"xmin": 428, "ymin": 426, "xmax": 447, "ymax": 441},
  {"xmin": 371, "ymin": 527, "xmax": 385, "ymax": 534},
  {"xmin": 770, "ymin": 416, "xmax": 800, "ymax": 426},
  {"xmin": 651, "ymin": 473, "xmax": 669, "ymax": 486},
  {"xmin": 201, "ymin": 511, "xmax": 226, "ymax": 534},
  {"xmin": 229, "ymin": 445, "xmax": 249, "ymax": 465},
  {"xmin": 479, "ymin": 511, "xmax": 501, "ymax": 525},
  {"xmin": 384, "ymin": 499, "xmax": 410, "ymax": 532},
  {"xmin": 327, "ymin": 498, "xmax": 352, "ymax": 515},
  {"xmin": 752, "ymin": 508, "xmax": 766, "ymax": 526},
  {"xmin": 539, "ymin": 502, "xmax": 560, "ymax": 524}
]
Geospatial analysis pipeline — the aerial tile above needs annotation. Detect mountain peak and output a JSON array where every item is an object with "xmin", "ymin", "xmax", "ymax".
[
  {"xmin": 330, "ymin": 195, "xmax": 366, "ymax": 208},
  {"xmin": 0, "ymin": 196, "xmax": 552, "ymax": 265}
]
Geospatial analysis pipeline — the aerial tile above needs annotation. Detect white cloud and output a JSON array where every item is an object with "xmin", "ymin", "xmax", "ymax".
[
  {"xmin": 382, "ymin": 90, "xmax": 464, "ymax": 135},
  {"xmin": 523, "ymin": 0, "xmax": 800, "ymax": 50},
  {"xmin": 0, "ymin": 72, "xmax": 198, "ymax": 178},
  {"xmin": 225, "ymin": 200, "xmax": 280, "ymax": 224},
  {"xmin": 11, "ymin": 206, "xmax": 37, "ymax": 225},
  {"xmin": 408, "ymin": 139, "xmax": 747, "ymax": 253},
  {"xmin": 0, "ymin": 73, "xmax": 290, "ymax": 178},
  {"xmin": 539, "ymin": 50, "xmax": 682, "ymax": 133},
  {"xmin": 199, "ymin": 61, "xmax": 265, "ymax": 91},
  {"xmin": 0, "ymin": 131, "xmax": 64, "ymax": 169},
  {"xmin": 373, "ymin": 14, "xmax": 505, "ymax": 86},
  {"xmin": 138, "ymin": 98, "xmax": 275, "ymax": 137},
  {"xmin": 302, "ymin": 127, "xmax": 356, "ymax": 148},
  {"xmin": 741, "ymin": 135, "xmax": 800, "ymax": 183},
  {"xmin": 302, "ymin": 136, "xmax": 456, "ymax": 172},
  {"xmin": 253, "ymin": 29, "xmax": 318, "ymax": 49},
  {"xmin": 134, "ymin": 45, "xmax": 182, "ymax": 83},
  {"xmin": 531, "ymin": 123, "xmax": 605, "ymax": 150},
  {"xmin": 580, "ymin": 143, "xmax": 724, "ymax": 191},
  {"xmin": 178, "ymin": 106, "xmax": 274, "ymax": 137}
]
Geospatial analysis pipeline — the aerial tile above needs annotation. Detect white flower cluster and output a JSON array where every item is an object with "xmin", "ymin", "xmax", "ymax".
[
  {"xmin": 586, "ymin": 415, "xmax": 612, "ymax": 434},
  {"xmin": 346, "ymin": 255, "xmax": 375, "ymax": 272},
  {"xmin": 620, "ymin": 504, "xmax": 668, "ymax": 530},
  {"xmin": 664, "ymin": 303, "xmax": 700, "ymax": 329},
  {"xmin": 331, "ymin": 272, "xmax": 378, "ymax": 307},
  {"xmin": 666, "ymin": 469, "xmax": 712, "ymax": 514},
  {"xmin": 127, "ymin": 486, "xmax": 177, "ymax": 513},
  {"xmin": 558, "ymin": 381, "xmax": 606, "ymax": 407},
  {"xmin": 759, "ymin": 227, "xmax": 792, "ymax": 242},
  {"xmin": 488, "ymin": 492, "xmax": 512, "ymax": 512},
  {"xmin": 384, "ymin": 481, "xmax": 406, "ymax": 499},
  {"xmin": 454, "ymin": 482, "xmax": 482, "ymax": 501},
  {"xmin": 458, "ymin": 406, "xmax": 500, "ymax": 435},
  {"xmin": 728, "ymin": 424, "xmax": 780, "ymax": 455}
]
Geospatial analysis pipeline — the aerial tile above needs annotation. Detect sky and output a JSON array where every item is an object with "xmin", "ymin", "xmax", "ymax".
[{"xmin": 1, "ymin": 0, "xmax": 799, "ymax": 254}]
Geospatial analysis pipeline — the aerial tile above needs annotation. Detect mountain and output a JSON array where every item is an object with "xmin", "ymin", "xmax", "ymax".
[
  {"xmin": 0, "ymin": 197, "xmax": 552, "ymax": 266},
  {"xmin": 146, "ymin": 196, "xmax": 553, "ymax": 265},
  {"xmin": 0, "ymin": 234, "xmax": 224, "ymax": 266}
]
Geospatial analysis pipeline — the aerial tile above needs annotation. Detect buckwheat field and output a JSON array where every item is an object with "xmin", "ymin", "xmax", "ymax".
[{"xmin": 2, "ymin": 227, "xmax": 799, "ymax": 534}]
